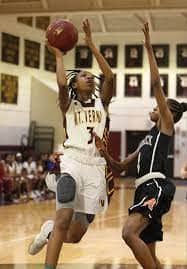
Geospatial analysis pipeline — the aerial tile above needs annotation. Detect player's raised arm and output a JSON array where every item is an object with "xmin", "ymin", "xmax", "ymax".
[
  {"xmin": 142, "ymin": 22, "xmax": 173, "ymax": 135},
  {"xmin": 94, "ymin": 133, "xmax": 138, "ymax": 172},
  {"xmin": 82, "ymin": 19, "xmax": 114, "ymax": 106},
  {"xmin": 46, "ymin": 42, "xmax": 70, "ymax": 114}
]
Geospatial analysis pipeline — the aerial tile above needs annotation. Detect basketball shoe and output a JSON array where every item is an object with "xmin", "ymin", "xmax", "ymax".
[{"xmin": 28, "ymin": 220, "xmax": 54, "ymax": 255}]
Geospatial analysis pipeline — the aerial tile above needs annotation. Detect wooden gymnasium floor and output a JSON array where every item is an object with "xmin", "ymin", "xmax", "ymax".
[{"xmin": 0, "ymin": 178, "xmax": 187, "ymax": 269}]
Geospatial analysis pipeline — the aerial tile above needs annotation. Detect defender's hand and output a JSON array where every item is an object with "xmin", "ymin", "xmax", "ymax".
[
  {"xmin": 82, "ymin": 19, "xmax": 92, "ymax": 45},
  {"xmin": 142, "ymin": 22, "xmax": 151, "ymax": 49},
  {"xmin": 93, "ymin": 132, "xmax": 106, "ymax": 155}
]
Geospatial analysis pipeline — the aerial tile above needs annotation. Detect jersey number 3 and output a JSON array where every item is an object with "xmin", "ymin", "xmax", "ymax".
[{"xmin": 87, "ymin": 127, "xmax": 94, "ymax": 144}]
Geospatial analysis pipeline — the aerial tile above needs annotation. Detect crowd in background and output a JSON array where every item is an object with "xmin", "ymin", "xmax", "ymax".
[
  {"xmin": 0, "ymin": 149, "xmax": 186, "ymax": 206},
  {"xmin": 0, "ymin": 151, "xmax": 60, "ymax": 205}
]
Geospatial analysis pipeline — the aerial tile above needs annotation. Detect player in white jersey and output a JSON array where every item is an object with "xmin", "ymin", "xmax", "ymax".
[{"xmin": 29, "ymin": 19, "xmax": 114, "ymax": 269}]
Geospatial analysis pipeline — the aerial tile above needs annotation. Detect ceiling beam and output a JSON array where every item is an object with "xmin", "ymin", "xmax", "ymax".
[
  {"xmin": 0, "ymin": 1, "xmax": 40, "ymax": 7},
  {"xmin": 181, "ymin": 12, "xmax": 187, "ymax": 25},
  {"xmin": 150, "ymin": 0, "xmax": 155, "ymax": 7},
  {"xmin": 4, "ymin": 1, "xmax": 39, "ymax": 5},
  {"xmin": 41, "ymin": 0, "xmax": 49, "ymax": 10},
  {"xmin": 150, "ymin": 0, "xmax": 160, "ymax": 8},
  {"xmin": 96, "ymin": 0, "xmax": 103, "ymax": 8},
  {"xmin": 0, "ymin": 1, "xmax": 40, "ymax": 13},
  {"xmin": 155, "ymin": 0, "xmax": 161, "ymax": 7},
  {"xmin": 98, "ymin": 14, "xmax": 106, "ymax": 32},
  {"xmin": 1, "ymin": 8, "xmax": 187, "ymax": 16}
]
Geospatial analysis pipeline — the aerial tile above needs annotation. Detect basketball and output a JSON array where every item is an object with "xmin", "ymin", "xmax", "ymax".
[{"xmin": 46, "ymin": 19, "xmax": 78, "ymax": 52}]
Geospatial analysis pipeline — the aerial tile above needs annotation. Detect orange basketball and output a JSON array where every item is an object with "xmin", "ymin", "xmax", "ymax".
[{"xmin": 46, "ymin": 19, "xmax": 78, "ymax": 52}]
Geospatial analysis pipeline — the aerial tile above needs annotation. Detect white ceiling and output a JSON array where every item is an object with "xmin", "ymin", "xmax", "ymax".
[{"xmin": 1, "ymin": 0, "xmax": 187, "ymax": 32}]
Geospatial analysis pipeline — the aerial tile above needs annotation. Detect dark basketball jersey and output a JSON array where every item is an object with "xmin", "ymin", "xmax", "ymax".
[{"xmin": 137, "ymin": 125, "xmax": 171, "ymax": 177}]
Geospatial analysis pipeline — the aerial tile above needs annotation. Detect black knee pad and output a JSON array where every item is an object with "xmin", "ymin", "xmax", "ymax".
[{"xmin": 57, "ymin": 173, "xmax": 76, "ymax": 203}]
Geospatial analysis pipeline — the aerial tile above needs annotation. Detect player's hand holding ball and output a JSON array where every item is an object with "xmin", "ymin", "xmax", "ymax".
[{"xmin": 46, "ymin": 19, "xmax": 78, "ymax": 54}]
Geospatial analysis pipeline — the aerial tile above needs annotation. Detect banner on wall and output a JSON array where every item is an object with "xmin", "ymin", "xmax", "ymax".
[{"xmin": 0, "ymin": 73, "xmax": 18, "ymax": 104}]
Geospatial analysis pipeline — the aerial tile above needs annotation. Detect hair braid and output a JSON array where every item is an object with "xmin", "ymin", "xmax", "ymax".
[
  {"xmin": 66, "ymin": 69, "xmax": 102, "ymax": 100},
  {"xmin": 167, "ymin": 98, "xmax": 187, "ymax": 123}
]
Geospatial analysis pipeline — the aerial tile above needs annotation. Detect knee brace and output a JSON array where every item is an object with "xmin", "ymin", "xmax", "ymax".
[{"xmin": 57, "ymin": 173, "xmax": 76, "ymax": 203}]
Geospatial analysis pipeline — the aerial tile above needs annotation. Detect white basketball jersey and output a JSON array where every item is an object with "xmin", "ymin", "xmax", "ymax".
[{"xmin": 63, "ymin": 98, "xmax": 107, "ymax": 157}]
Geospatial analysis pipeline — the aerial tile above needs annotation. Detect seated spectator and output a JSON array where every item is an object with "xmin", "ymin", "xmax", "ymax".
[
  {"xmin": 23, "ymin": 156, "xmax": 37, "ymax": 175},
  {"xmin": 0, "ymin": 159, "xmax": 5, "ymax": 204},
  {"xmin": 40, "ymin": 153, "xmax": 49, "ymax": 172},
  {"xmin": 0, "ymin": 158, "xmax": 14, "ymax": 204},
  {"xmin": 33, "ymin": 159, "xmax": 47, "ymax": 200},
  {"xmin": 46, "ymin": 152, "xmax": 61, "ymax": 174},
  {"xmin": 181, "ymin": 161, "xmax": 187, "ymax": 179},
  {"xmin": 19, "ymin": 168, "xmax": 30, "ymax": 202},
  {"xmin": 5, "ymin": 154, "xmax": 16, "ymax": 177},
  {"xmin": 15, "ymin": 152, "xmax": 23, "ymax": 177},
  {"xmin": 4, "ymin": 153, "xmax": 21, "ymax": 203},
  {"xmin": 0, "ymin": 151, "xmax": 60, "ymax": 205}
]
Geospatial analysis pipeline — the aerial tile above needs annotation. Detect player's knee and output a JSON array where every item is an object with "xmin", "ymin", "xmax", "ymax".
[
  {"xmin": 57, "ymin": 173, "xmax": 76, "ymax": 203},
  {"xmin": 72, "ymin": 237, "xmax": 82, "ymax": 243},
  {"xmin": 122, "ymin": 230, "xmax": 132, "ymax": 244},
  {"xmin": 69, "ymin": 234, "xmax": 83, "ymax": 243},
  {"xmin": 122, "ymin": 225, "xmax": 134, "ymax": 245},
  {"xmin": 149, "ymin": 265, "xmax": 157, "ymax": 269},
  {"xmin": 54, "ymin": 217, "xmax": 70, "ymax": 232}
]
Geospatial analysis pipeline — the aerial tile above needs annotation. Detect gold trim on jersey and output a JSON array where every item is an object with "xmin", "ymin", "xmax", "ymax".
[{"xmin": 103, "ymin": 118, "xmax": 115, "ymax": 202}]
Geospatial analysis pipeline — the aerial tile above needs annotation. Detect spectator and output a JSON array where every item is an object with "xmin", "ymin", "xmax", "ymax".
[
  {"xmin": 0, "ymin": 159, "xmax": 5, "ymax": 204},
  {"xmin": 5, "ymin": 154, "xmax": 16, "ymax": 177},
  {"xmin": 181, "ymin": 162, "xmax": 187, "ymax": 179},
  {"xmin": 0, "ymin": 158, "xmax": 14, "ymax": 204},
  {"xmin": 23, "ymin": 156, "xmax": 37, "ymax": 175},
  {"xmin": 19, "ymin": 168, "xmax": 30, "ymax": 201},
  {"xmin": 15, "ymin": 152, "xmax": 23, "ymax": 176}
]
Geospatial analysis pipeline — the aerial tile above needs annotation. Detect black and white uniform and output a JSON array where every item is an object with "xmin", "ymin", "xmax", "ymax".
[{"xmin": 129, "ymin": 125, "xmax": 176, "ymax": 243}]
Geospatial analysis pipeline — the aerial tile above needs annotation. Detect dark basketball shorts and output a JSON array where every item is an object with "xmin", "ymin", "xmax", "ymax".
[{"xmin": 128, "ymin": 177, "xmax": 176, "ymax": 243}]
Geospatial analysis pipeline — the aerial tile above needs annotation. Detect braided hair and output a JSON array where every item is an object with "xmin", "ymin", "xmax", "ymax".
[
  {"xmin": 66, "ymin": 69, "xmax": 101, "ymax": 100},
  {"xmin": 167, "ymin": 98, "xmax": 187, "ymax": 123}
]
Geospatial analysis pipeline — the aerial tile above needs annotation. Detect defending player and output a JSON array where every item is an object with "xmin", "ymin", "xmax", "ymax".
[{"xmin": 95, "ymin": 22, "xmax": 187, "ymax": 269}]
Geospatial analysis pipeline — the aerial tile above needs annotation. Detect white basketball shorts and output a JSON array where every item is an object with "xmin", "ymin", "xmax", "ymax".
[{"xmin": 53, "ymin": 154, "xmax": 108, "ymax": 214}]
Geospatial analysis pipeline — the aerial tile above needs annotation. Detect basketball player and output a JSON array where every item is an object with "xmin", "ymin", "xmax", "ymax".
[
  {"xmin": 29, "ymin": 19, "xmax": 114, "ymax": 269},
  {"xmin": 95, "ymin": 22, "xmax": 187, "ymax": 269}
]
